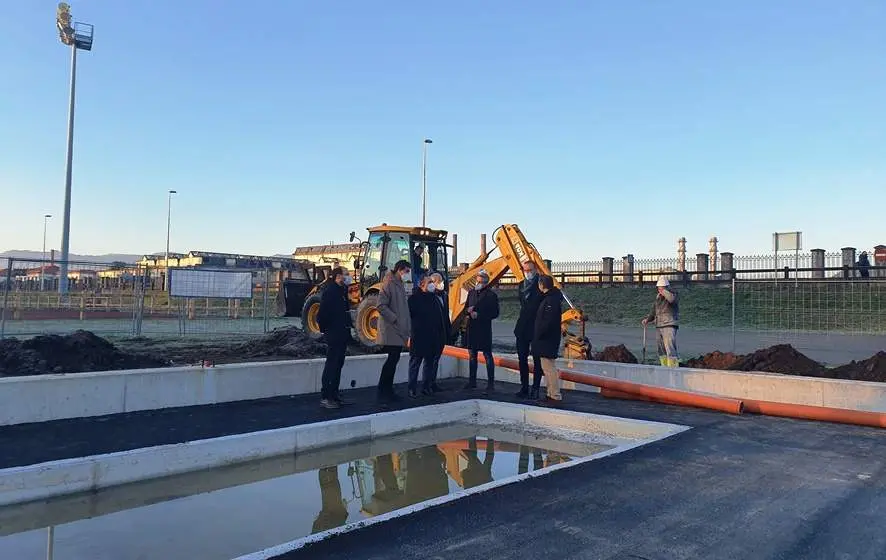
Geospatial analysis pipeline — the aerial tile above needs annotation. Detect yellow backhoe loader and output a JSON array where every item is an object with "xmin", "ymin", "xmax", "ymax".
[{"xmin": 291, "ymin": 223, "xmax": 591, "ymax": 359}]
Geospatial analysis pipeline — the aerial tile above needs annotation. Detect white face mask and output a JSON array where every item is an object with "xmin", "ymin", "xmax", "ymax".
[
  {"xmin": 474, "ymin": 282, "xmax": 485, "ymax": 290},
  {"xmin": 524, "ymin": 270, "xmax": 536, "ymax": 280},
  {"xmin": 426, "ymin": 283, "xmax": 437, "ymax": 293},
  {"xmin": 436, "ymin": 282, "xmax": 445, "ymax": 291},
  {"xmin": 400, "ymin": 271, "xmax": 411, "ymax": 282},
  {"xmin": 342, "ymin": 275, "xmax": 353, "ymax": 286}
]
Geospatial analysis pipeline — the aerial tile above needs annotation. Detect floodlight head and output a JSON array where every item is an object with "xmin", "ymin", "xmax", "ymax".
[
  {"xmin": 56, "ymin": 4, "xmax": 93, "ymax": 50},
  {"xmin": 424, "ymin": 138, "xmax": 433, "ymax": 144}
]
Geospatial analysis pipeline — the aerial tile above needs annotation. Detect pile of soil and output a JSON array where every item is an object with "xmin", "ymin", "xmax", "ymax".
[
  {"xmin": 0, "ymin": 330, "xmax": 166, "ymax": 377},
  {"xmin": 683, "ymin": 351, "xmax": 741, "ymax": 370},
  {"xmin": 827, "ymin": 351, "xmax": 886, "ymax": 383},
  {"xmin": 593, "ymin": 344, "xmax": 639, "ymax": 364},
  {"xmin": 728, "ymin": 344, "xmax": 826, "ymax": 377}
]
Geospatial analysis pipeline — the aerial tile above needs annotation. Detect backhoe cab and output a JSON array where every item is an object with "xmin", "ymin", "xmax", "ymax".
[{"xmin": 299, "ymin": 224, "xmax": 450, "ymax": 348}]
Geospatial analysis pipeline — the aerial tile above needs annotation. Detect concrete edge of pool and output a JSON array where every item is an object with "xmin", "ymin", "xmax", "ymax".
[{"xmin": 0, "ymin": 400, "xmax": 688, "ymax": 512}]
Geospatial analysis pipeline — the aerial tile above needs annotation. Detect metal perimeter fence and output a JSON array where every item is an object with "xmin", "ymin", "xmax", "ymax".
[
  {"xmin": 0, "ymin": 258, "xmax": 296, "ymax": 340},
  {"xmin": 2, "ymin": 258, "xmax": 885, "ymax": 355}
]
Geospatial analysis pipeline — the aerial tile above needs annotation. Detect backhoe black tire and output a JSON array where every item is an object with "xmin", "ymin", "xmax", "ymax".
[
  {"xmin": 300, "ymin": 294, "xmax": 323, "ymax": 340},
  {"xmin": 354, "ymin": 293, "xmax": 382, "ymax": 350}
]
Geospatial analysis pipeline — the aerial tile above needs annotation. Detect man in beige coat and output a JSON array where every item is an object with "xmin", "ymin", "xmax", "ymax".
[{"xmin": 376, "ymin": 259, "xmax": 412, "ymax": 402}]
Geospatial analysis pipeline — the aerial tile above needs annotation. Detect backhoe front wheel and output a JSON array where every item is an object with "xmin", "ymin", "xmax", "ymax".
[
  {"xmin": 301, "ymin": 294, "xmax": 323, "ymax": 339},
  {"xmin": 355, "ymin": 293, "xmax": 381, "ymax": 349}
]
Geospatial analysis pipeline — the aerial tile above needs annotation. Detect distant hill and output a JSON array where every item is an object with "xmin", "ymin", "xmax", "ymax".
[{"xmin": 0, "ymin": 250, "xmax": 144, "ymax": 269}]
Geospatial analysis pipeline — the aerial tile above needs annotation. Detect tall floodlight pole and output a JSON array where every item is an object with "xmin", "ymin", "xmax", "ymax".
[
  {"xmin": 56, "ymin": 3, "xmax": 94, "ymax": 294},
  {"xmin": 421, "ymin": 138, "xmax": 433, "ymax": 227},
  {"xmin": 165, "ymin": 190, "xmax": 177, "ymax": 291},
  {"xmin": 41, "ymin": 214, "xmax": 52, "ymax": 291}
]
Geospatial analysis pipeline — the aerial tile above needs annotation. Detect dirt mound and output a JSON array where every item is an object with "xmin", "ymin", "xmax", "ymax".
[
  {"xmin": 593, "ymin": 344, "xmax": 638, "ymax": 364},
  {"xmin": 0, "ymin": 330, "xmax": 166, "ymax": 377},
  {"xmin": 728, "ymin": 344, "xmax": 825, "ymax": 377},
  {"xmin": 683, "ymin": 351, "xmax": 742, "ymax": 370},
  {"xmin": 233, "ymin": 327, "xmax": 329, "ymax": 360},
  {"xmin": 827, "ymin": 351, "xmax": 886, "ymax": 383}
]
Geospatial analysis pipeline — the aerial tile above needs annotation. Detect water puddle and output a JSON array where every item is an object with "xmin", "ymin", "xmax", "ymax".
[{"xmin": 0, "ymin": 423, "xmax": 613, "ymax": 559}]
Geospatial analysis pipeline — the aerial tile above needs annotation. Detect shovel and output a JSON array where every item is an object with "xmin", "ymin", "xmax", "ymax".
[{"xmin": 642, "ymin": 323, "xmax": 648, "ymax": 364}]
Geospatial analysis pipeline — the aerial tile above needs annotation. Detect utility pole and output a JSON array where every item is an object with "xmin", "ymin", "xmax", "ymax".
[
  {"xmin": 55, "ymin": 3, "xmax": 94, "ymax": 294},
  {"xmin": 165, "ymin": 190, "xmax": 177, "ymax": 291},
  {"xmin": 421, "ymin": 138, "xmax": 433, "ymax": 227}
]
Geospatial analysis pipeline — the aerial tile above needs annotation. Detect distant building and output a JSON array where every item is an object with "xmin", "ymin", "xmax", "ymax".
[{"xmin": 292, "ymin": 243, "xmax": 361, "ymax": 267}]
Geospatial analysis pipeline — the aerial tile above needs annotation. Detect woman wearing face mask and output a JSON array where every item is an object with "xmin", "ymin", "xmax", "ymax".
[
  {"xmin": 375, "ymin": 260, "xmax": 412, "ymax": 403},
  {"xmin": 464, "ymin": 269, "xmax": 500, "ymax": 394},
  {"xmin": 407, "ymin": 275, "xmax": 448, "ymax": 397},
  {"xmin": 532, "ymin": 274, "xmax": 564, "ymax": 402},
  {"xmin": 428, "ymin": 272, "xmax": 452, "ymax": 392}
]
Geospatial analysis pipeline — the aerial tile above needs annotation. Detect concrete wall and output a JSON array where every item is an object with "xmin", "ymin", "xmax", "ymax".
[
  {"xmin": 0, "ymin": 354, "xmax": 459, "ymax": 426},
  {"xmin": 464, "ymin": 356, "xmax": 886, "ymax": 413}
]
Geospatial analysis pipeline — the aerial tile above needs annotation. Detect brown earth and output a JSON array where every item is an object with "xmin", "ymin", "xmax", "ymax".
[
  {"xmin": 593, "ymin": 344, "xmax": 639, "ymax": 364},
  {"xmin": 0, "ymin": 327, "xmax": 363, "ymax": 377},
  {"xmin": 684, "ymin": 344, "xmax": 886, "ymax": 383}
]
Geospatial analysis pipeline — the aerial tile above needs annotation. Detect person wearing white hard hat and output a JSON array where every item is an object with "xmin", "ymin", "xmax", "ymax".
[{"xmin": 641, "ymin": 277, "xmax": 680, "ymax": 367}]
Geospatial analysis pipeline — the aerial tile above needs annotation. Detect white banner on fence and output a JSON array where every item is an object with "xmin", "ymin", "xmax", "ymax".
[{"xmin": 169, "ymin": 268, "xmax": 253, "ymax": 299}]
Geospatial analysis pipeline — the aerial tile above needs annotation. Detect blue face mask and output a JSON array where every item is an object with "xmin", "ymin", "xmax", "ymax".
[{"xmin": 474, "ymin": 282, "xmax": 485, "ymax": 290}]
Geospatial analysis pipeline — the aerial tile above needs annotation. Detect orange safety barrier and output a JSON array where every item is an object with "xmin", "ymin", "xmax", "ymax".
[{"xmin": 441, "ymin": 346, "xmax": 743, "ymax": 415}]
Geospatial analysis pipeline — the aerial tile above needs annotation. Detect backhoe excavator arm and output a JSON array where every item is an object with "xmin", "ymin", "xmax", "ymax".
[{"xmin": 448, "ymin": 224, "xmax": 591, "ymax": 359}]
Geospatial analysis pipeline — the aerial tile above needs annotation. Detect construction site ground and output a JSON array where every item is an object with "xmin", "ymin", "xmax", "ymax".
[
  {"xmin": 1, "ymin": 378, "xmax": 883, "ymax": 559},
  {"xmin": 1, "ymin": 320, "xmax": 885, "ymax": 381}
]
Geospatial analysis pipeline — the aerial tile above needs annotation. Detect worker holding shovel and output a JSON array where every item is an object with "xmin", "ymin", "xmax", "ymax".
[{"xmin": 641, "ymin": 277, "xmax": 680, "ymax": 367}]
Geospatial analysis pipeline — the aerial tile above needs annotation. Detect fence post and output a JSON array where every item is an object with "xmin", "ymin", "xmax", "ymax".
[
  {"xmin": 622, "ymin": 254, "xmax": 634, "ymax": 284},
  {"xmin": 0, "ymin": 258, "xmax": 13, "ymax": 340},
  {"xmin": 696, "ymin": 253, "xmax": 709, "ymax": 281},
  {"xmin": 841, "ymin": 247, "xmax": 856, "ymax": 279},
  {"xmin": 721, "ymin": 252, "xmax": 734, "ymax": 280},
  {"xmin": 731, "ymin": 277, "xmax": 736, "ymax": 353},
  {"xmin": 263, "ymin": 268, "xmax": 270, "ymax": 333},
  {"xmin": 602, "ymin": 257, "xmax": 614, "ymax": 285},
  {"xmin": 811, "ymin": 249, "xmax": 825, "ymax": 279}
]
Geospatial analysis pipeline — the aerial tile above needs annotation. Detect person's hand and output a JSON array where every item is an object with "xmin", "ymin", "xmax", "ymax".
[
  {"xmin": 467, "ymin": 306, "xmax": 474, "ymax": 313},
  {"xmin": 641, "ymin": 318, "xmax": 648, "ymax": 326},
  {"xmin": 471, "ymin": 311, "xmax": 478, "ymax": 319}
]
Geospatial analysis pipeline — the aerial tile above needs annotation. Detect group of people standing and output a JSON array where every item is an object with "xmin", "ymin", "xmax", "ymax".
[{"xmin": 316, "ymin": 258, "xmax": 568, "ymax": 409}]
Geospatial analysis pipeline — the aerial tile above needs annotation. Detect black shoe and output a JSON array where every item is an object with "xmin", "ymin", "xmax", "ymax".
[
  {"xmin": 516, "ymin": 388, "xmax": 529, "ymax": 398},
  {"xmin": 463, "ymin": 381, "xmax": 477, "ymax": 390},
  {"xmin": 320, "ymin": 398, "xmax": 341, "ymax": 410},
  {"xmin": 484, "ymin": 382, "xmax": 495, "ymax": 396},
  {"xmin": 408, "ymin": 389, "xmax": 419, "ymax": 399},
  {"xmin": 332, "ymin": 395, "xmax": 351, "ymax": 406},
  {"xmin": 529, "ymin": 387, "xmax": 540, "ymax": 400},
  {"xmin": 421, "ymin": 387, "xmax": 433, "ymax": 396}
]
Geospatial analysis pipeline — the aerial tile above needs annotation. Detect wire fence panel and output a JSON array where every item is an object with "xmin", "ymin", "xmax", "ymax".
[
  {"xmin": 735, "ymin": 280, "xmax": 886, "ymax": 335},
  {"xmin": 0, "ymin": 258, "xmax": 142, "ymax": 338}
]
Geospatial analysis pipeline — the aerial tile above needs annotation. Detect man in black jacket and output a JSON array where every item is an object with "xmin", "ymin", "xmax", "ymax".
[
  {"xmin": 514, "ymin": 260, "xmax": 543, "ymax": 398},
  {"xmin": 532, "ymin": 274, "xmax": 563, "ymax": 402},
  {"xmin": 408, "ymin": 275, "xmax": 449, "ymax": 397},
  {"xmin": 317, "ymin": 267, "xmax": 353, "ymax": 409},
  {"xmin": 464, "ymin": 269, "xmax": 500, "ymax": 394}
]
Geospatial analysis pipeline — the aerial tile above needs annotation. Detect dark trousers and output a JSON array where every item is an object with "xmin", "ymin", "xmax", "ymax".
[
  {"xmin": 430, "ymin": 353, "xmax": 442, "ymax": 387},
  {"xmin": 408, "ymin": 355, "xmax": 435, "ymax": 392},
  {"xmin": 516, "ymin": 336, "xmax": 540, "ymax": 391},
  {"xmin": 468, "ymin": 350, "xmax": 494, "ymax": 384},
  {"xmin": 531, "ymin": 353, "xmax": 546, "ymax": 389},
  {"xmin": 378, "ymin": 345, "xmax": 402, "ymax": 394},
  {"xmin": 321, "ymin": 336, "xmax": 347, "ymax": 400}
]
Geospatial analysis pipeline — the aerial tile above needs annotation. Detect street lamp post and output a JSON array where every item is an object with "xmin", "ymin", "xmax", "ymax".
[
  {"xmin": 56, "ymin": 2, "xmax": 94, "ymax": 295},
  {"xmin": 165, "ymin": 190, "xmax": 177, "ymax": 291},
  {"xmin": 42, "ymin": 214, "xmax": 52, "ymax": 291},
  {"xmin": 421, "ymin": 138, "xmax": 433, "ymax": 227}
]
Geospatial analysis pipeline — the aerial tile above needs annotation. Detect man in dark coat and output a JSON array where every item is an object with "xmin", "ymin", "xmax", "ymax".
[
  {"xmin": 858, "ymin": 251, "xmax": 871, "ymax": 279},
  {"xmin": 408, "ymin": 275, "xmax": 448, "ymax": 397},
  {"xmin": 532, "ymin": 274, "xmax": 563, "ymax": 402},
  {"xmin": 514, "ymin": 260, "xmax": 543, "ymax": 398},
  {"xmin": 464, "ymin": 269, "xmax": 500, "ymax": 394},
  {"xmin": 317, "ymin": 267, "xmax": 353, "ymax": 409},
  {"xmin": 428, "ymin": 272, "xmax": 452, "ymax": 392}
]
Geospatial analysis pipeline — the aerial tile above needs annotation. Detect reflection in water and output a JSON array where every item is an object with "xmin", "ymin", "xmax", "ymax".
[
  {"xmin": 0, "ymin": 436, "xmax": 585, "ymax": 560},
  {"xmin": 311, "ymin": 467, "xmax": 348, "ymax": 534}
]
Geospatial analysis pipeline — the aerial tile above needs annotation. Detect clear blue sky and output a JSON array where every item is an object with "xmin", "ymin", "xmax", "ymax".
[{"xmin": 1, "ymin": 0, "xmax": 884, "ymax": 262}]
